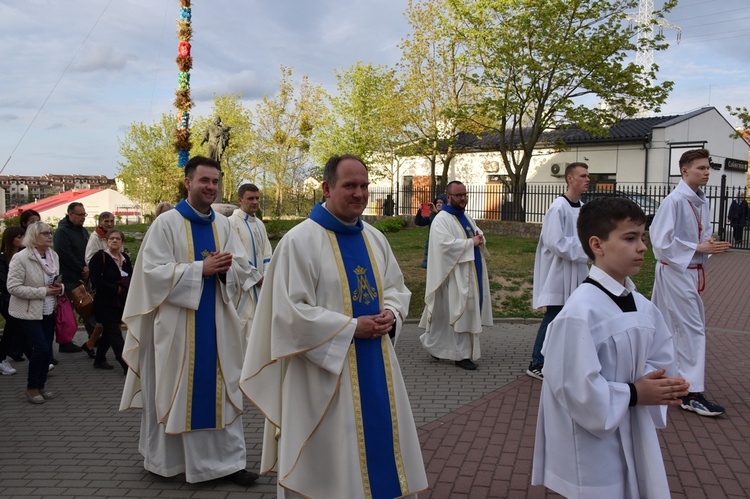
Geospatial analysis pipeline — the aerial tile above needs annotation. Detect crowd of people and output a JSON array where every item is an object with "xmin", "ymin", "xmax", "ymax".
[{"xmin": 0, "ymin": 148, "xmax": 745, "ymax": 497}]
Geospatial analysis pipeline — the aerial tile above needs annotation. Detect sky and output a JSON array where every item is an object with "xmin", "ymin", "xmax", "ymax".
[{"xmin": 1, "ymin": 0, "xmax": 749, "ymax": 178}]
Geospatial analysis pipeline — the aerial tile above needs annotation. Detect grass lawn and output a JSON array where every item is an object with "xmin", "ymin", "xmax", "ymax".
[
  {"xmin": 114, "ymin": 224, "xmax": 660, "ymax": 319},
  {"xmin": 0, "ymin": 223, "xmax": 657, "ymax": 328}
]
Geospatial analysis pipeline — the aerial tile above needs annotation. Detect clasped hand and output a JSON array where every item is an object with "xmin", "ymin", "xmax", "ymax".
[
  {"xmin": 202, "ymin": 251, "xmax": 233, "ymax": 276},
  {"xmin": 634, "ymin": 369, "xmax": 690, "ymax": 406},
  {"xmin": 353, "ymin": 310, "xmax": 395, "ymax": 340}
]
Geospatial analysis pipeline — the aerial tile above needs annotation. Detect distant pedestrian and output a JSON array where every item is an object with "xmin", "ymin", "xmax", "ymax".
[
  {"xmin": 154, "ymin": 202, "xmax": 174, "ymax": 218},
  {"xmin": 19, "ymin": 209, "xmax": 41, "ymax": 231},
  {"xmin": 80, "ymin": 212, "xmax": 115, "ymax": 359},
  {"xmin": 414, "ymin": 193, "xmax": 446, "ymax": 268},
  {"xmin": 532, "ymin": 197, "xmax": 689, "ymax": 498},
  {"xmin": 727, "ymin": 192, "xmax": 749, "ymax": 244},
  {"xmin": 650, "ymin": 148, "xmax": 731, "ymax": 417}
]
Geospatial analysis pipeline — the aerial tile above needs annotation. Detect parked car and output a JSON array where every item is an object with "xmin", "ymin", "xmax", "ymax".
[{"xmin": 581, "ymin": 190, "xmax": 660, "ymax": 229}]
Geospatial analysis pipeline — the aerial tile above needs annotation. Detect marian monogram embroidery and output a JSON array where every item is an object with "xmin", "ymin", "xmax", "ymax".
[
  {"xmin": 201, "ymin": 249, "xmax": 211, "ymax": 259},
  {"xmin": 352, "ymin": 265, "xmax": 378, "ymax": 305},
  {"xmin": 466, "ymin": 225, "xmax": 475, "ymax": 237}
]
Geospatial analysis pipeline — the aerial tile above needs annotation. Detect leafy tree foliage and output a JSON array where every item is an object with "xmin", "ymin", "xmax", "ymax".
[
  {"xmin": 450, "ymin": 0, "xmax": 677, "ymax": 210},
  {"xmin": 117, "ymin": 113, "xmax": 185, "ymax": 211},
  {"xmin": 399, "ymin": 0, "xmax": 486, "ymax": 195},
  {"xmin": 312, "ymin": 62, "xmax": 408, "ymax": 187},
  {"xmin": 251, "ymin": 66, "xmax": 328, "ymax": 217}
]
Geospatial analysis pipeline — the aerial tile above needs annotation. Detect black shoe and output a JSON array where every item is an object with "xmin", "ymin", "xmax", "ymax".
[
  {"xmin": 224, "ymin": 469, "xmax": 259, "ymax": 486},
  {"xmin": 81, "ymin": 343, "xmax": 96, "ymax": 359},
  {"xmin": 94, "ymin": 361, "xmax": 114, "ymax": 370},
  {"xmin": 455, "ymin": 359, "xmax": 478, "ymax": 370},
  {"xmin": 9, "ymin": 354, "xmax": 25, "ymax": 362},
  {"xmin": 58, "ymin": 342, "xmax": 82, "ymax": 353},
  {"xmin": 50, "ymin": 357, "xmax": 59, "ymax": 365}
]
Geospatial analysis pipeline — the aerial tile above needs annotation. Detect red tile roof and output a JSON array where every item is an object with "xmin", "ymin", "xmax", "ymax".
[{"xmin": 4, "ymin": 189, "xmax": 103, "ymax": 218}]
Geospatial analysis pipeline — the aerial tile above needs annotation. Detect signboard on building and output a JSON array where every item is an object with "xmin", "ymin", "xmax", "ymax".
[{"xmin": 725, "ymin": 158, "xmax": 748, "ymax": 172}]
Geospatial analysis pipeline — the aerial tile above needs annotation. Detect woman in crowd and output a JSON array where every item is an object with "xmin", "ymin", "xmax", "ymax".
[
  {"xmin": 7, "ymin": 222, "xmax": 64, "ymax": 403},
  {"xmin": 88, "ymin": 229, "xmax": 132, "ymax": 373},
  {"xmin": 0, "ymin": 227, "xmax": 33, "ymax": 375},
  {"xmin": 154, "ymin": 201, "xmax": 174, "ymax": 218},
  {"xmin": 414, "ymin": 193, "xmax": 446, "ymax": 268},
  {"xmin": 19, "ymin": 209, "xmax": 41, "ymax": 231}
]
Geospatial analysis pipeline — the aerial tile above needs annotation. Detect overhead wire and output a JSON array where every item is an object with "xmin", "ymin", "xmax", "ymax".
[{"xmin": 0, "ymin": 0, "xmax": 115, "ymax": 175}]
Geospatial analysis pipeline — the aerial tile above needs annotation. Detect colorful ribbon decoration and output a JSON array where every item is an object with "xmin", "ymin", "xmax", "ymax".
[{"xmin": 174, "ymin": 0, "xmax": 193, "ymax": 167}]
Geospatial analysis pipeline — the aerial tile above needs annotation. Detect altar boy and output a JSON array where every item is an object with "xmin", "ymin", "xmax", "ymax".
[{"xmin": 532, "ymin": 197, "xmax": 689, "ymax": 499}]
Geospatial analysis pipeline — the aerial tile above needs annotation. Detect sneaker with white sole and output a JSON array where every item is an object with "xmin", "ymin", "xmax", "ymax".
[
  {"xmin": 526, "ymin": 364, "xmax": 543, "ymax": 380},
  {"xmin": 680, "ymin": 392, "xmax": 725, "ymax": 417},
  {"xmin": 0, "ymin": 359, "xmax": 17, "ymax": 376}
]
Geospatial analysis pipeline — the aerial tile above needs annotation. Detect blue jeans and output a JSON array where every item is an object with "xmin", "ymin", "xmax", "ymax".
[
  {"xmin": 21, "ymin": 314, "xmax": 55, "ymax": 390},
  {"xmin": 530, "ymin": 306, "xmax": 562, "ymax": 368}
]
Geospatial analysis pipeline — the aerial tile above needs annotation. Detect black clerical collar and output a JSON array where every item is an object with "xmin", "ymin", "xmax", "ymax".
[
  {"xmin": 561, "ymin": 194, "xmax": 582, "ymax": 208},
  {"xmin": 583, "ymin": 277, "xmax": 637, "ymax": 313}
]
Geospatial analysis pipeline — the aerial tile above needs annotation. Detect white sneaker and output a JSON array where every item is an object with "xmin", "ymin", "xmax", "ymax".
[
  {"xmin": 48, "ymin": 364, "xmax": 54, "ymax": 372},
  {"xmin": 0, "ymin": 359, "xmax": 17, "ymax": 376}
]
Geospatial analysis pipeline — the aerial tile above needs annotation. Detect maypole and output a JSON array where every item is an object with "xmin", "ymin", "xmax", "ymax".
[{"xmin": 174, "ymin": 0, "xmax": 193, "ymax": 167}]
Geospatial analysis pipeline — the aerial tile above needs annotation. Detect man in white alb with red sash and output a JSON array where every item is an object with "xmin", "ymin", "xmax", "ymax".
[{"xmin": 650, "ymin": 148, "xmax": 731, "ymax": 417}]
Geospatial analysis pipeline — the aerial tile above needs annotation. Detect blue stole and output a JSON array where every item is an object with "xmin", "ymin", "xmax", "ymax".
[
  {"xmin": 442, "ymin": 204, "xmax": 484, "ymax": 312},
  {"xmin": 175, "ymin": 199, "xmax": 220, "ymax": 430},
  {"xmin": 241, "ymin": 213, "xmax": 266, "ymax": 303},
  {"xmin": 309, "ymin": 204, "xmax": 403, "ymax": 499}
]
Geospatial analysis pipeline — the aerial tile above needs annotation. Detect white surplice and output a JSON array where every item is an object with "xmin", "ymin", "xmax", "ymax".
[
  {"xmin": 650, "ymin": 179, "xmax": 711, "ymax": 391},
  {"xmin": 532, "ymin": 196, "xmax": 589, "ymax": 309},
  {"xmin": 240, "ymin": 217, "xmax": 428, "ymax": 499},
  {"xmin": 419, "ymin": 210, "xmax": 492, "ymax": 361},
  {"xmin": 119, "ymin": 207, "xmax": 257, "ymax": 482},
  {"xmin": 228, "ymin": 208, "xmax": 269, "ymax": 331},
  {"xmin": 532, "ymin": 268, "xmax": 675, "ymax": 499}
]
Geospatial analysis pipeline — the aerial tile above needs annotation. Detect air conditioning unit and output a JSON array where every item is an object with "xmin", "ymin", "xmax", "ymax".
[{"xmin": 550, "ymin": 163, "xmax": 562, "ymax": 176}]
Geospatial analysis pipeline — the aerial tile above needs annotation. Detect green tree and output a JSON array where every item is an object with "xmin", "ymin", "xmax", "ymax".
[
  {"xmin": 398, "ymin": 0, "xmax": 485, "ymax": 195},
  {"xmin": 192, "ymin": 93, "xmax": 255, "ymax": 202},
  {"xmin": 727, "ymin": 106, "xmax": 750, "ymax": 139},
  {"xmin": 252, "ymin": 66, "xmax": 328, "ymax": 217},
  {"xmin": 117, "ymin": 113, "xmax": 185, "ymax": 211},
  {"xmin": 312, "ymin": 62, "xmax": 408, "ymax": 187},
  {"xmin": 450, "ymin": 0, "xmax": 676, "ymax": 218}
]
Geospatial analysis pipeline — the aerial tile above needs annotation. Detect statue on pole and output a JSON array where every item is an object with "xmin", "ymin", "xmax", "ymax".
[{"xmin": 202, "ymin": 117, "xmax": 232, "ymax": 164}]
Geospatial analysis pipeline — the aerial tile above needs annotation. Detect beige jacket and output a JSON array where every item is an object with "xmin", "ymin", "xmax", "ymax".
[{"xmin": 7, "ymin": 247, "xmax": 62, "ymax": 320}]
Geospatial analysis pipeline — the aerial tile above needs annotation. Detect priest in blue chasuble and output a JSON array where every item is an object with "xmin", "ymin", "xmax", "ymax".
[
  {"xmin": 241, "ymin": 155, "xmax": 428, "ymax": 498},
  {"xmin": 419, "ymin": 180, "xmax": 493, "ymax": 371},
  {"xmin": 120, "ymin": 156, "xmax": 261, "ymax": 486}
]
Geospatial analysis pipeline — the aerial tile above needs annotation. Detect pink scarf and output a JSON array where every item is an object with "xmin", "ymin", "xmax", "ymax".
[{"xmin": 31, "ymin": 247, "xmax": 57, "ymax": 276}]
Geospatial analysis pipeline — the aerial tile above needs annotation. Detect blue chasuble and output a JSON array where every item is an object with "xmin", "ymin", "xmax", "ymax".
[
  {"xmin": 309, "ymin": 204, "xmax": 403, "ymax": 499},
  {"xmin": 175, "ymin": 199, "xmax": 220, "ymax": 430},
  {"xmin": 441, "ymin": 205, "xmax": 484, "ymax": 312}
]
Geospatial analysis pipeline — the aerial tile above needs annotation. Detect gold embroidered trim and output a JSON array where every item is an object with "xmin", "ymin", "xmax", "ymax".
[
  {"xmin": 348, "ymin": 345, "xmax": 372, "ymax": 499},
  {"xmin": 381, "ymin": 336, "xmax": 408, "ymax": 493},
  {"xmin": 326, "ymin": 230, "xmax": 352, "ymax": 316},
  {"xmin": 185, "ymin": 219, "xmax": 195, "ymax": 430}
]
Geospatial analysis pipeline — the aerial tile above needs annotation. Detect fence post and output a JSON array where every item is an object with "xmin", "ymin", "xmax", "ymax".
[{"xmin": 718, "ymin": 174, "xmax": 728, "ymax": 241}]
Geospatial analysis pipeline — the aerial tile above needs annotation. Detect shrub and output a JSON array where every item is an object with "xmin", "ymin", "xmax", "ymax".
[{"xmin": 374, "ymin": 218, "xmax": 406, "ymax": 233}]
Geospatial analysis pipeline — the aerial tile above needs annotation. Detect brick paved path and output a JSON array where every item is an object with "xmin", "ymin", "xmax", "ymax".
[{"xmin": 0, "ymin": 251, "xmax": 748, "ymax": 498}]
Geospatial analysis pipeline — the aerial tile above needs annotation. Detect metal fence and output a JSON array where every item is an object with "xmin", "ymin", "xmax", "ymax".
[{"xmin": 364, "ymin": 176, "xmax": 750, "ymax": 250}]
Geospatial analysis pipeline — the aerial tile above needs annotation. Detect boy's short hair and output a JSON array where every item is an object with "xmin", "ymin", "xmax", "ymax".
[
  {"xmin": 564, "ymin": 162, "xmax": 588, "ymax": 184},
  {"xmin": 679, "ymin": 148, "xmax": 709, "ymax": 170},
  {"xmin": 577, "ymin": 197, "xmax": 647, "ymax": 261},
  {"xmin": 238, "ymin": 182, "xmax": 259, "ymax": 198}
]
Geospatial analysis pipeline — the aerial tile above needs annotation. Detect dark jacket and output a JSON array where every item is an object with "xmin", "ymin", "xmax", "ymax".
[
  {"xmin": 53, "ymin": 216, "xmax": 89, "ymax": 289},
  {"xmin": 89, "ymin": 249, "xmax": 132, "ymax": 324},
  {"xmin": 0, "ymin": 252, "xmax": 11, "ymax": 318},
  {"xmin": 728, "ymin": 198, "xmax": 749, "ymax": 228}
]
